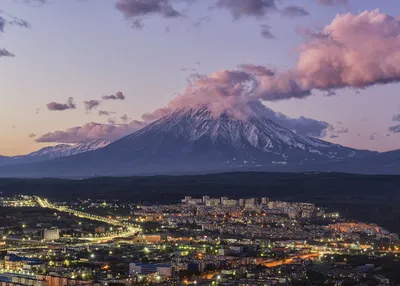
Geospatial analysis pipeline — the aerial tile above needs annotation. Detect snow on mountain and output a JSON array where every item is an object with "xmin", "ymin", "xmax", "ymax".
[
  {"xmin": 25, "ymin": 144, "xmax": 73, "ymax": 158},
  {"xmin": 126, "ymin": 105, "xmax": 360, "ymax": 161},
  {"xmin": 0, "ymin": 139, "xmax": 112, "ymax": 167},
  {"xmin": 26, "ymin": 139, "xmax": 112, "ymax": 158},
  {"xmin": 0, "ymin": 105, "xmax": 387, "ymax": 177}
]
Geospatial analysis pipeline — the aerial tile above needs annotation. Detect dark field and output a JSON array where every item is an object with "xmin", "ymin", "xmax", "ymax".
[{"xmin": 0, "ymin": 172, "xmax": 399, "ymax": 234}]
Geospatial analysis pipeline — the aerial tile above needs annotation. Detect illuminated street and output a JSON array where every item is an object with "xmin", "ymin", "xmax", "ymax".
[{"xmin": 35, "ymin": 196, "xmax": 140, "ymax": 242}]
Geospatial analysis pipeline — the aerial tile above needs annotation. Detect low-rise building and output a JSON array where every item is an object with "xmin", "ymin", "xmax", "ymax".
[
  {"xmin": 42, "ymin": 228, "xmax": 59, "ymax": 241},
  {"xmin": 129, "ymin": 263, "xmax": 173, "ymax": 277}
]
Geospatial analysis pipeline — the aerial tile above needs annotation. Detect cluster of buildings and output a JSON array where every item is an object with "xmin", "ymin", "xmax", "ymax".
[
  {"xmin": 182, "ymin": 196, "xmax": 322, "ymax": 219},
  {"xmin": 326, "ymin": 222, "xmax": 398, "ymax": 240},
  {"xmin": 0, "ymin": 255, "xmax": 44, "ymax": 273},
  {"xmin": 0, "ymin": 272, "xmax": 98, "ymax": 286},
  {"xmin": 0, "ymin": 196, "xmax": 36, "ymax": 208},
  {"xmin": 0, "ymin": 195, "xmax": 398, "ymax": 285},
  {"xmin": 182, "ymin": 196, "xmax": 269, "ymax": 208}
]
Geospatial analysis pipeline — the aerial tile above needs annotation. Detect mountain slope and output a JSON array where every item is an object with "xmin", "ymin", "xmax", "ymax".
[
  {"xmin": 0, "ymin": 105, "xmax": 387, "ymax": 177},
  {"xmin": 26, "ymin": 139, "xmax": 112, "ymax": 158},
  {"xmin": 0, "ymin": 139, "xmax": 112, "ymax": 167},
  {"xmin": 105, "ymin": 106, "xmax": 368, "ymax": 166}
]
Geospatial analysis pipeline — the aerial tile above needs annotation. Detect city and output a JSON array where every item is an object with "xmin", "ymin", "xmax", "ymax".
[
  {"xmin": 1, "ymin": 0, "xmax": 400, "ymax": 285},
  {"xmin": 0, "ymin": 194, "xmax": 398, "ymax": 285}
]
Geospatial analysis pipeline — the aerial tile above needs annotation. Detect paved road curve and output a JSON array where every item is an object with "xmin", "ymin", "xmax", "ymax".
[{"xmin": 35, "ymin": 196, "xmax": 140, "ymax": 241}]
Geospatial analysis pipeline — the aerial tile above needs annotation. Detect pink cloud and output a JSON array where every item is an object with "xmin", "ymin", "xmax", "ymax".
[
  {"xmin": 296, "ymin": 10, "xmax": 400, "ymax": 90},
  {"xmin": 146, "ymin": 10, "xmax": 400, "ymax": 111},
  {"xmin": 36, "ymin": 121, "xmax": 146, "ymax": 143}
]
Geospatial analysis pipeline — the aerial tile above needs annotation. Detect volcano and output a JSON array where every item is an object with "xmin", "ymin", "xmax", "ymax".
[{"xmin": 1, "ymin": 104, "xmax": 397, "ymax": 178}]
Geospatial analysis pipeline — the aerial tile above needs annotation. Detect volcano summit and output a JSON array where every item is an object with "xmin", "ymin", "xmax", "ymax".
[{"xmin": 2, "ymin": 103, "xmax": 396, "ymax": 178}]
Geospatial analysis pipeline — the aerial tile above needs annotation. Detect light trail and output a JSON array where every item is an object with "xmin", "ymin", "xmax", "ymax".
[{"xmin": 35, "ymin": 196, "xmax": 140, "ymax": 241}]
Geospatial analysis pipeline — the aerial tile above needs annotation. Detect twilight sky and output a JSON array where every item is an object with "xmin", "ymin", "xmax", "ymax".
[{"xmin": 0, "ymin": 0, "xmax": 400, "ymax": 156}]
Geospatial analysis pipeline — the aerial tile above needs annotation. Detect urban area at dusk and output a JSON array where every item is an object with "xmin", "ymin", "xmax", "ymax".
[{"xmin": 1, "ymin": 0, "xmax": 400, "ymax": 285}]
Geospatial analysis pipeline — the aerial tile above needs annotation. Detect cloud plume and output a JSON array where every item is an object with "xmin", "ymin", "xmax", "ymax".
[
  {"xmin": 262, "ymin": 105, "xmax": 331, "ymax": 137},
  {"xmin": 47, "ymin": 97, "xmax": 76, "ymax": 111},
  {"xmin": 142, "ymin": 5, "xmax": 400, "ymax": 136},
  {"xmin": 140, "ymin": 66, "xmax": 300, "ymax": 121},
  {"xmin": 28, "ymin": 133, "xmax": 36, "ymax": 138},
  {"xmin": 102, "ymin": 91, "xmax": 126, "ymax": 100},
  {"xmin": 393, "ymin": 114, "xmax": 400, "ymax": 122},
  {"xmin": 143, "ymin": 84, "xmax": 332, "ymax": 137},
  {"xmin": 148, "ymin": 10, "xmax": 400, "ymax": 107},
  {"xmin": 141, "ymin": 10, "xmax": 400, "ymax": 140},
  {"xmin": 247, "ymin": 10, "xmax": 400, "ymax": 100},
  {"xmin": 36, "ymin": 121, "xmax": 146, "ymax": 143},
  {"xmin": 83, "ymin": 100, "xmax": 101, "ymax": 111}
]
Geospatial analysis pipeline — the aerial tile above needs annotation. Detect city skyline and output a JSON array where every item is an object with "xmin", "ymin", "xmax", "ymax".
[{"xmin": 1, "ymin": 0, "xmax": 400, "ymax": 156}]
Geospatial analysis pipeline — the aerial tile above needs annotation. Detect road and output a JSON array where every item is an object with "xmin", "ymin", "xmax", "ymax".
[
  {"xmin": 263, "ymin": 253, "xmax": 319, "ymax": 267},
  {"xmin": 35, "ymin": 196, "xmax": 140, "ymax": 242}
]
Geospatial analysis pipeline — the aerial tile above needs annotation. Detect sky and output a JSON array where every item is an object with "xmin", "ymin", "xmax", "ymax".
[{"xmin": 0, "ymin": 0, "xmax": 399, "ymax": 156}]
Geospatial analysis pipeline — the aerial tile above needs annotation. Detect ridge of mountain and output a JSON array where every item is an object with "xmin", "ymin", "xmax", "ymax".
[
  {"xmin": 0, "ymin": 139, "xmax": 112, "ymax": 167},
  {"xmin": 1, "ymin": 104, "xmax": 395, "ymax": 178},
  {"xmin": 26, "ymin": 139, "xmax": 112, "ymax": 158}
]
